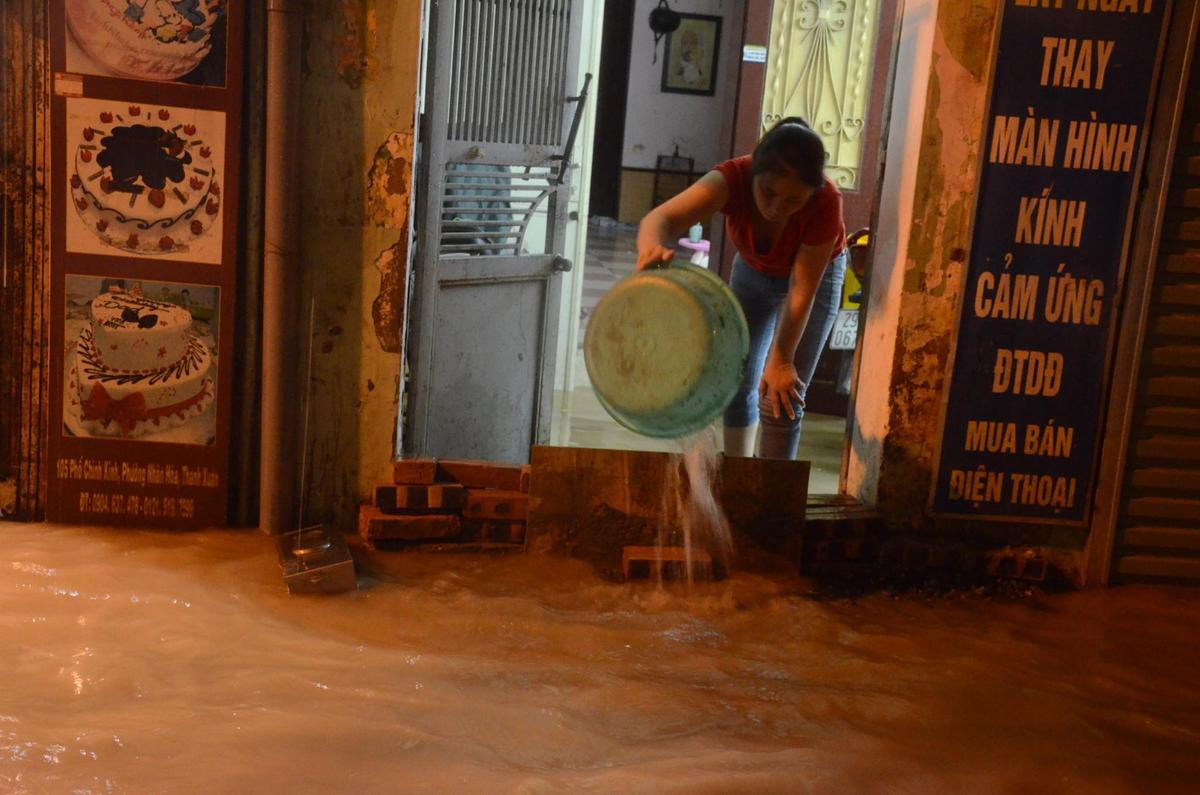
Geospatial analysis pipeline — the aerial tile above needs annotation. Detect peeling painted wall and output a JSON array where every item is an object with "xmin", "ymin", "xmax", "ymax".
[
  {"xmin": 298, "ymin": 0, "xmax": 420, "ymax": 529},
  {"xmin": 878, "ymin": 2, "xmax": 996, "ymax": 528},
  {"xmin": 852, "ymin": 1, "xmax": 998, "ymax": 528}
]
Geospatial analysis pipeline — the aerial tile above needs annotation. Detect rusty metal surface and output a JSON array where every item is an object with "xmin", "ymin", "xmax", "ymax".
[
  {"xmin": 276, "ymin": 525, "xmax": 358, "ymax": 594},
  {"xmin": 1, "ymin": 1, "xmax": 51, "ymax": 521}
]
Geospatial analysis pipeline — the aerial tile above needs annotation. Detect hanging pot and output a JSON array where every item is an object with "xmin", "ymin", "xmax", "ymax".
[{"xmin": 649, "ymin": 1, "xmax": 681, "ymax": 37}]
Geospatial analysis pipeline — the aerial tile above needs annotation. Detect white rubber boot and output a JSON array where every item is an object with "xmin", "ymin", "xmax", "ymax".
[{"xmin": 722, "ymin": 423, "xmax": 759, "ymax": 458}]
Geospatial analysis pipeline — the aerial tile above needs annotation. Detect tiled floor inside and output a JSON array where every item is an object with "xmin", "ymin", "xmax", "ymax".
[{"xmin": 559, "ymin": 218, "xmax": 847, "ymax": 494}]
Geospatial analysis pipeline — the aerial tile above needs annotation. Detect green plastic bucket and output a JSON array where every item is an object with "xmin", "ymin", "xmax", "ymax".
[{"xmin": 584, "ymin": 262, "xmax": 750, "ymax": 438}]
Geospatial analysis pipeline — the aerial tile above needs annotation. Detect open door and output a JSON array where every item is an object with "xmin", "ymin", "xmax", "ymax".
[{"xmin": 408, "ymin": 0, "xmax": 587, "ymax": 463}]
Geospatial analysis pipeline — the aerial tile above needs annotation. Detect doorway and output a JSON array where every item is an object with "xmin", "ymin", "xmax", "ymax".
[
  {"xmin": 588, "ymin": 0, "xmax": 635, "ymax": 220},
  {"xmin": 558, "ymin": 0, "xmax": 903, "ymax": 496}
]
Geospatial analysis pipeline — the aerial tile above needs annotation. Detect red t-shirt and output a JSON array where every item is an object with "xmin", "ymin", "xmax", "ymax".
[{"xmin": 715, "ymin": 155, "xmax": 845, "ymax": 277}]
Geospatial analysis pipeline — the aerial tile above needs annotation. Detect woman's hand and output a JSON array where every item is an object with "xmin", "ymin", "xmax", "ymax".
[
  {"xmin": 636, "ymin": 171, "xmax": 729, "ymax": 272},
  {"xmin": 757, "ymin": 238, "xmax": 835, "ymax": 420},
  {"xmin": 636, "ymin": 244, "xmax": 675, "ymax": 272},
  {"xmin": 759, "ymin": 354, "xmax": 804, "ymax": 420}
]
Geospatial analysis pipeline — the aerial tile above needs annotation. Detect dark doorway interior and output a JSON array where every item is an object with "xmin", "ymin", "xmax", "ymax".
[{"xmin": 588, "ymin": 0, "xmax": 635, "ymax": 219}]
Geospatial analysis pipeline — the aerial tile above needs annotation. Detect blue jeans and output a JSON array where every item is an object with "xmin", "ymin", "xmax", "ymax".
[{"xmin": 723, "ymin": 250, "xmax": 847, "ymax": 459}]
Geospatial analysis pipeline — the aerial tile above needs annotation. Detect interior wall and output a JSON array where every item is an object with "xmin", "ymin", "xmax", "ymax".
[
  {"xmin": 298, "ymin": 0, "xmax": 422, "ymax": 530},
  {"xmin": 587, "ymin": 0, "xmax": 634, "ymax": 220},
  {"xmin": 617, "ymin": 0, "xmax": 744, "ymax": 221}
]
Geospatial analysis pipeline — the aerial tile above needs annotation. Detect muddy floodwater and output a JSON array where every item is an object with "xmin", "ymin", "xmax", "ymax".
[{"xmin": 3, "ymin": 523, "xmax": 1199, "ymax": 793}]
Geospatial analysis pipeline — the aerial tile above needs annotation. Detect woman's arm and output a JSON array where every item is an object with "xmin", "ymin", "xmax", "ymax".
[
  {"xmin": 636, "ymin": 170, "xmax": 729, "ymax": 271},
  {"xmin": 759, "ymin": 238, "xmax": 838, "ymax": 420}
]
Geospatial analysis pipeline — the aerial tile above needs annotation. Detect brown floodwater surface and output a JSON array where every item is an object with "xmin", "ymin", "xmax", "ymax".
[{"xmin": 2, "ymin": 522, "xmax": 1199, "ymax": 793}]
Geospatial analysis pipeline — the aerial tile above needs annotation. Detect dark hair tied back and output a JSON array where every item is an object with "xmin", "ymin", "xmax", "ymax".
[{"xmin": 750, "ymin": 117, "xmax": 827, "ymax": 189}]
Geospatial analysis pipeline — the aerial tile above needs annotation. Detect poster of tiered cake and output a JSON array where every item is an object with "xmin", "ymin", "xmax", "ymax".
[
  {"xmin": 48, "ymin": 1, "xmax": 241, "ymax": 528},
  {"xmin": 64, "ymin": 0, "xmax": 228, "ymax": 88},
  {"xmin": 65, "ymin": 98, "xmax": 226, "ymax": 264}
]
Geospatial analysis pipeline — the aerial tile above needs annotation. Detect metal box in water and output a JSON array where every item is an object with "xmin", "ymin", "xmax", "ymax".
[{"xmin": 276, "ymin": 526, "xmax": 358, "ymax": 594}]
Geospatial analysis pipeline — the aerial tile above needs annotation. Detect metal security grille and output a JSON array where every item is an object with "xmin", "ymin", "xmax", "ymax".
[
  {"xmin": 438, "ymin": 162, "xmax": 558, "ymax": 256},
  {"xmin": 447, "ymin": 0, "xmax": 573, "ymax": 146},
  {"xmin": 1112, "ymin": 47, "xmax": 1200, "ymax": 583}
]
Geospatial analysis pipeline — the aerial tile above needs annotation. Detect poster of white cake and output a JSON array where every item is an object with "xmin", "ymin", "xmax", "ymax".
[
  {"xmin": 63, "ymin": 275, "xmax": 219, "ymax": 445},
  {"xmin": 65, "ymin": 0, "xmax": 228, "ymax": 87},
  {"xmin": 65, "ymin": 97, "xmax": 226, "ymax": 264}
]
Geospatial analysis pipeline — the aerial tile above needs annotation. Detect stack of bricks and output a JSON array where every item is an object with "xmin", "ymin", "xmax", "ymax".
[{"xmin": 358, "ymin": 459, "xmax": 531, "ymax": 548}]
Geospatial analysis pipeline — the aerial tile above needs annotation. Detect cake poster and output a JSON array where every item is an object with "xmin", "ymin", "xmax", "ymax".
[
  {"xmin": 48, "ymin": 1, "xmax": 241, "ymax": 529},
  {"xmin": 63, "ymin": 276, "xmax": 219, "ymax": 445},
  {"xmin": 65, "ymin": 97, "xmax": 226, "ymax": 264},
  {"xmin": 65, "ymin": 0, "xmax": 228, "ymax": 88}
]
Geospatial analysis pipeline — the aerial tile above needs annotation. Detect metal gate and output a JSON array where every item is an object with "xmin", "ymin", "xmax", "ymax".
[{"xmin": 407, "ymin": 0, "xmax": 587, "ymax": 463}]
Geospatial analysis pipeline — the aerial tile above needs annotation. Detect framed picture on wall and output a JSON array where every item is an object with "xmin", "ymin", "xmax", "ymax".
[{"xmin": 661, "ymin": 13, "xmax": 722, "ymax": 96}]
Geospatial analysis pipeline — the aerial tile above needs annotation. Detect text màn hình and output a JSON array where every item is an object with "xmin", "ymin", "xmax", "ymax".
[{"xmin": 1013, "ymin": 0, "xmax": 1154, "ymax": 13}]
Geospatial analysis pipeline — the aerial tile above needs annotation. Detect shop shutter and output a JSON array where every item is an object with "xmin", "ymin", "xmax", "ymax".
[{"xmin": 1113, "ymin": 55, "xmax": 1200, "ymax": 583}]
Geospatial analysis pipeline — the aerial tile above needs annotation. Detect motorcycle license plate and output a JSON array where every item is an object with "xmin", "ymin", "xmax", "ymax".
[{"xmin": 828, "ymin": 309, "xmax": 858, "ymax": 351}]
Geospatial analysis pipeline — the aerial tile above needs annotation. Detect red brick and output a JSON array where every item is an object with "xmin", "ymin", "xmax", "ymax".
[
  {"xmin": 621, "ymin": 545, "xmax": 712, "ymax": 580},
  {"xmin": 462, "ymin": 489, "xmax": 528, "ymax": 520},
  {"xmin": 358, "ymin": 504, "xmax": 460, "ymax": 542},
  {"xmin": 436, "ymin": 459, "xmax": 524, "ymax": 491},
  {"xmin": 392, "ymin": 459, "xmax": 439, "ymax": 485},
  {"xmin": 461, "ymin": 519, "xmax": 526, "ymax": 543},
  {"xmin": 375, "ymin": 483, "xmax": 465, "ymax": 514}
]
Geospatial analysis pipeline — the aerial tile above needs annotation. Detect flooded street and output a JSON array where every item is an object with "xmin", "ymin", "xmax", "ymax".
[{"xmin": 3, "ymin": 522, "xmax": 1199, "ymax": 793}]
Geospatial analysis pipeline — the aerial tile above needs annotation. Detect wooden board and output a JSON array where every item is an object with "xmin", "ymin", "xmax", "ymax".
[
  {"xmin": 527, "ymin": 445, "xmax": 810, "ymax": 575},
  {"xmin": 718, "ymin": 454, "xmax": 810, "ymax": 551},
  {"xmin": 527, "ymin": 447, "xmax": 670, "ymax": 575}
]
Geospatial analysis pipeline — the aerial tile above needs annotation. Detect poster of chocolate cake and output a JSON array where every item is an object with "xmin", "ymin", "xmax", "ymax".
[
  {"xmin": 65, "ymin": 0, "xmax": 228, "ymax": 87},
  {"xmin": 63, "ymin": 275, "xmax": 219, "ymax": 445},
  {"xmin": 64, "ymin": 97, "xmax": 226, "ymax": 264}
]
